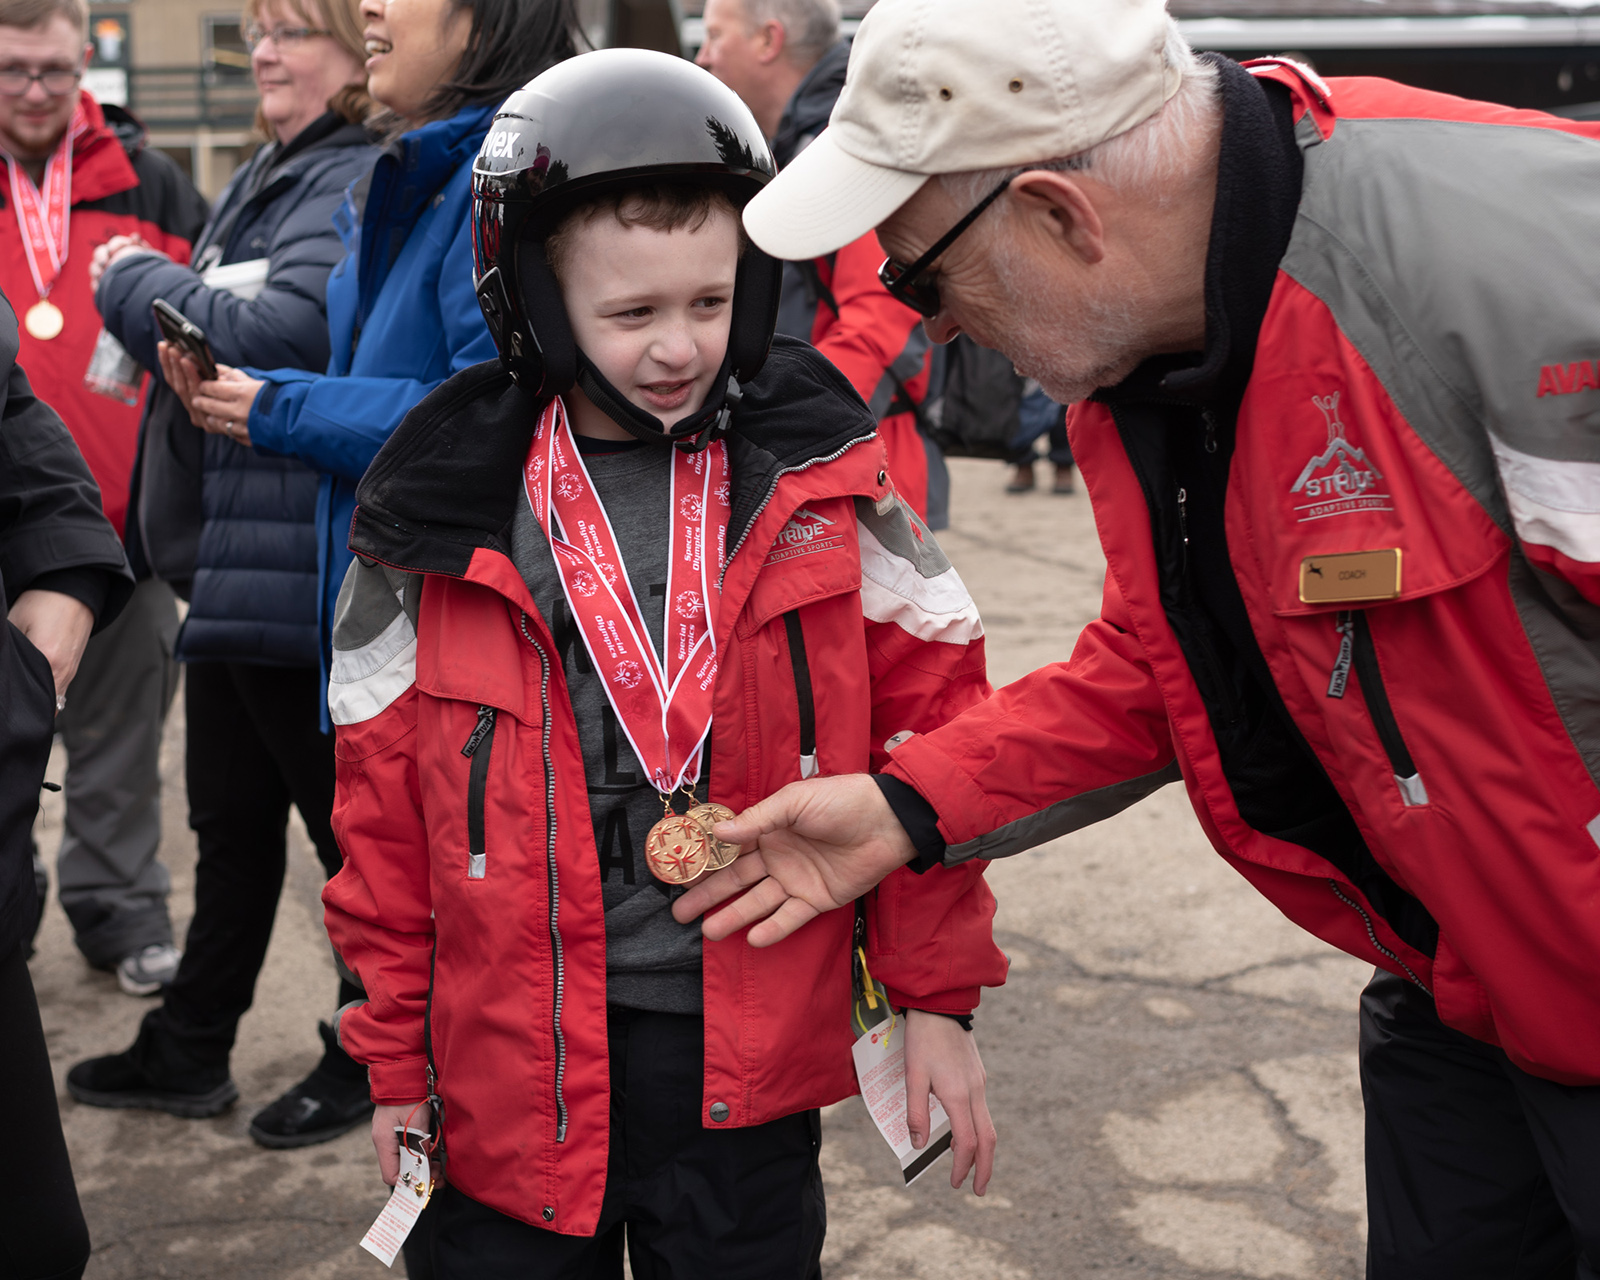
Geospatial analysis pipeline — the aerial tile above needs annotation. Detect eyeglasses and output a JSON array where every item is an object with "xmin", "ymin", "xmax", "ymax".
[
  {"xmin": 878, "ymin": 171, "xmax": 1019, "ymax": 320},
  {"xmin": 243, "ymin": 24, "xmax": 333, "ymax": 50},
  {"xmin": 0, "ymin": 66, "xmax": 82, "ymax": 97}
]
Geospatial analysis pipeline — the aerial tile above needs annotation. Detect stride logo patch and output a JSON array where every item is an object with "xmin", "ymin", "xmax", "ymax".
[
  {"xmin": 765, "ymin": 507, "xmax": 843, "ymax": 565},
  {"xmin": 1290, "ymin": 392, "xmax": 1393, "ymax": 523}
]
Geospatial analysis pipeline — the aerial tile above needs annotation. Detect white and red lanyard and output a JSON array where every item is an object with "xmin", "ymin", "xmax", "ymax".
[
  {"xmin": 1, "ymin": 102, "xmax": 89, "ymax": 303},
  {"xmin": 524, "ymin": 396, "xmax": 732, "ymax": 795}
]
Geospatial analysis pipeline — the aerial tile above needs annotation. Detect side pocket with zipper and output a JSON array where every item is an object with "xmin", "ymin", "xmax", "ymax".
[
  {"xmin": 782, "ymin": 610, "xmax": 818, "ymax": 779},
  {"xmin": 462, "ymin": 704, "xmax": 498, "ymax": 878},
  {"xmin": 1337, "ymin": 611, "xmax": 1428, "ymax": 808}
]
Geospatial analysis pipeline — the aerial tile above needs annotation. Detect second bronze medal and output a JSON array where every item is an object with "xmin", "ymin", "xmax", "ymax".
[
  {"xmin": 645, "ymin": 813, "xmax": 711, "ymax": 885},
  {"xmin": 687, "ymin": 802, "xmax": 739, "ymax": 871}
]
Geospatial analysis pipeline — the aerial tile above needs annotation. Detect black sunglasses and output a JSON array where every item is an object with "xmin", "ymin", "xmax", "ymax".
[{"xmin": 878, "ymin": 171, "xmax": 1018, "ymax": 319}]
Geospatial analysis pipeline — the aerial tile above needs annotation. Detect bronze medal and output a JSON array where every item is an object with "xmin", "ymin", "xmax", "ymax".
[
  {"xmin": 645, "ymin": 813, "xmax": 711, "ymax": 885},
  {"xmin": 687, "ymin": 802, "xmax": 739, "ymax": 871},
  {"xmin": 24, "ymin": 299, "xmax": 63, "ymax": 341}
]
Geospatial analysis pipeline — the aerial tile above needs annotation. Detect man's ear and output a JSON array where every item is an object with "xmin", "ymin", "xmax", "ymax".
[
  {"xmin": 1009, "ymin": 170, "xmax": 1107, "ymax": 266},
  {"xmin": 755, "ymin": 20, "xmax": 787, "ymax": 66}
]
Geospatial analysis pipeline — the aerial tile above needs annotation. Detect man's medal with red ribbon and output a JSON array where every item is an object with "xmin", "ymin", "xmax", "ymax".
[
  {"xmin": 2, "ymin": 102, "xmax": 88, "ymax": 341},
  {"xmin": 525, "ymin": 397, "xmax": 737, "ymax": 884}
]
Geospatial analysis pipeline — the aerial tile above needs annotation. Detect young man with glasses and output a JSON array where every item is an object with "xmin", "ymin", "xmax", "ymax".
[{"xmin": 0, "ymin": 0, "xmax": 206, "ymax": 995}]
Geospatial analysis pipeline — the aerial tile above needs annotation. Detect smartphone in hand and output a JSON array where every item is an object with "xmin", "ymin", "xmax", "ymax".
[{"xmin": 152, "ymin": 298, "xmax": 218, "ymax": 381}]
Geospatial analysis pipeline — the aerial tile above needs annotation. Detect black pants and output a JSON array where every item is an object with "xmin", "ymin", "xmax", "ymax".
[
  {"xmin": 134, "ymin": 663, "xmax": 352, "ymax": 1080},
  {"xmin": 3, "ymin": 943, "xmax": 89, "ymax": 1280},
  {"xmin": 1362, "ymin": 970, "xmax": 1600, "ymax": 1279},
  {"xmin": 428, "ymin": 1008, "xmax": 825, "ymax": 1280}
]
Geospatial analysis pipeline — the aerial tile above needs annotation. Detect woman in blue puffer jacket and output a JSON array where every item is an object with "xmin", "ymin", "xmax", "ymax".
[
  {"xmin": 173, "ymin": 0, "xmax": 582, "ymax": 699},
  {"xmin": 83, "ymin": 0, "xmax": 381, "ymax": 1151}
]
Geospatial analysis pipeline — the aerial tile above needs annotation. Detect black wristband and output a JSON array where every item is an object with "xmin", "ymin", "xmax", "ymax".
[
  {"xmin": 909, "ymin": 1009, "xmax": 973, "ymax": 1032},
  {"xmin": 873, "ymin": 774, "xmax": 946, "ymax": 873}
]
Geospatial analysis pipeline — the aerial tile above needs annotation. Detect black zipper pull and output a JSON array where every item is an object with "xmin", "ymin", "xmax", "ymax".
[
  {"xmin": 1327, "ymin": 611, "xmax": 1354, "ymax": 698},
  {"xmin": 461, "ymin": 704, "xmax": 497, "ymax": 757},
  {"xmin": 1202, "ymin": 409, "xmax": 1219, "ymax": 454}
]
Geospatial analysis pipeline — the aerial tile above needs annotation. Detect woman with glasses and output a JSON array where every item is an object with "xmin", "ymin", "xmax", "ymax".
[{"xmin": 77, "ymin": 0, "xmax": 380, "ymax": 1150}]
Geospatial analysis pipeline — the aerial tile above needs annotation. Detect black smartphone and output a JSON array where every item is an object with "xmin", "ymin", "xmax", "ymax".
[{"xmin": 152, "ymin": 298, "xmax": 218, "ymax": 381}]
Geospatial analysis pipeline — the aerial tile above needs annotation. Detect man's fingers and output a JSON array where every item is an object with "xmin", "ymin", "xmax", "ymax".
[
  {"xmin": 698, "ymin": 873, "xmax": 791, "ymax": 941},
  {"xmin": 905, "ymin": 1055, "xmax": 932, "ymax": 1151},
  {"xmin": 746, "ymin": 894, "xmax": 822, "ymax": 948},
  {"xmin": 713, "ymin": 781, "xmax": 812, "ymax": 847},
  {"xmin": 671, "ymin": 851, "xmax": 768, "ymax": 924}
]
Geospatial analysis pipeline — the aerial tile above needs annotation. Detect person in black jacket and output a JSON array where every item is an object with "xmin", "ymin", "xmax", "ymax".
[
  {"xmin": 0, "ymin": 288, "xmax": 132, "ymax": 1280},
  {"xmin": 71, "ymin": 0, "xmax": 380, "ymax": 1150}
]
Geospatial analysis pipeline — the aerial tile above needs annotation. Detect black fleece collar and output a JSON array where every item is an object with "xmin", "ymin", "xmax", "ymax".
[
  {"xmin": 772, "ymin": 40, "xmax": 851, "ymax": 169},
  {"xmin": 349, "ymin": 335, "xmax": 877, "ymax": 580},
  {"xmin": 1098, "ymin": 55, "xmax": 1304, "ymax": 412}
]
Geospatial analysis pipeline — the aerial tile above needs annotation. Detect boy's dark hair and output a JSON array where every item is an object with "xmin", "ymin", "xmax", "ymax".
[
  {"xmin": 424, "ymin": 0, "xmax": 584, "ymax": 124},
  {"xmin": 0, "ymin": 0, "xmax": 87, "ymax": 38},
  {"xmin": 544, "ymin": 182, "xmax": 746, "ymax": 281}
]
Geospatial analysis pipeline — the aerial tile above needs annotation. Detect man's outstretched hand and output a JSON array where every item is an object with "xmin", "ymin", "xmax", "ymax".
[{"xmin": 671, "ymin": 774, "xmax": 917, "ymax": 946}]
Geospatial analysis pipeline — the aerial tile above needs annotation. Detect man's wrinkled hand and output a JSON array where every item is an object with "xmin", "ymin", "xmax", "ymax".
[{"xmin": 670, "ymin": 773, "xmax": 916, "ymax": 946}]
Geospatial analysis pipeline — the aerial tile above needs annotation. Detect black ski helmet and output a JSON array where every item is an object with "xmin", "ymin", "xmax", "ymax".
[{"xmin": 471, "ymin": 48, "xmax": 781, "ymax": 442}]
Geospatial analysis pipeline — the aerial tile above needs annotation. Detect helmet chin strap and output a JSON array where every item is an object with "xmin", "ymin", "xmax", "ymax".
[{"xmin": 573, "ymin": 350, "xmax": 742, "ymax": 454}]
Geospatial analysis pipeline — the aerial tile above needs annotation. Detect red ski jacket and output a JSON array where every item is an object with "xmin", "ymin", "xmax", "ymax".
[
  {"xmin": 323, "ymin": 340, "xmax": 1005, "ymax": 1233},
  {"xmin": 885, "ymin": 65, "xmax": 1600, "ymax": 1085},
  {"xmin": 0, "ymin": 94, "xmax": 205, "ymax": 536}
]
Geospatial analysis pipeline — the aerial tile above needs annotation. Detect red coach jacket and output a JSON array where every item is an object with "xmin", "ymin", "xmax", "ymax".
[
  {"xmin": 884, "ymin": 64, "xmax": 1600, "ymax": 1085},
  {"xmin": 0, "ymin": 94, "xmax": 205, "ymax": 536},
  {"xmin": 323, "ymin": 338, "xmax": 1005, "ymax": 1233}
]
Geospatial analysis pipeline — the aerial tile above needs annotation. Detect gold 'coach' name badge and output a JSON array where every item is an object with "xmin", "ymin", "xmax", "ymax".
[{"xmin": 1299, "ymin": 549, "xmax": 1402, "ymax": 604}]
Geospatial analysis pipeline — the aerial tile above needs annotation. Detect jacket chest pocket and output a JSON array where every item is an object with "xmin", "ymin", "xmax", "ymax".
[{"xmin": 460, "ymin": 705, "xmax": 498, "ymax": 878}]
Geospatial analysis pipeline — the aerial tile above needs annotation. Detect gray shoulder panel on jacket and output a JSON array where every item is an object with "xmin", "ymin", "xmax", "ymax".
[
  {"xmin": 853, "ymin": 493, "xmax": 951, "ymax": 579},
  {"xmin": 332, "ymin": 556, "xmax": 421, "ymax": 652}
]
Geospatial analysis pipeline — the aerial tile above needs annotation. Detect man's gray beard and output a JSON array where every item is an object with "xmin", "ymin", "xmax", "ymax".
[{"xmin": 990, "ymin": 247, "xmax": 1145, "ymax": 406}]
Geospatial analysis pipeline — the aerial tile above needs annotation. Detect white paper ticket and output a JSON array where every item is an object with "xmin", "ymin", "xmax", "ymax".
[
  {"xmin": 360, "ymin": 1135, "xmax": 433, "ymax": 1267},
  {"xmin": 851, "ymin": 1015, "xmax": 953, "ymax": 1185}
]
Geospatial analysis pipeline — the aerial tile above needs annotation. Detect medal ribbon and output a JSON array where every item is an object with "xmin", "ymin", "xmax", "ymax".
[
  {"xmin": 525, "ymin": 397, "xmax": 732, "ymax": 794},
  {"xmin": 1, "ymin": 101, "xmax": 89, "ymax": 301}
]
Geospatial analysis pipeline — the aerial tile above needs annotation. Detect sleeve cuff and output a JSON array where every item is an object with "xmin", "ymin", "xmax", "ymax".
[
  {"xmin": 873, "ymin": 773, "xmax": 946, "ymax": 873},
  {"xmin": 22, "ymin": 568, "xmax": 113, "ymax": 625},
  {"xmin": 365, "ymin": 1055, "xmax": 432, "ymax": 1106}
]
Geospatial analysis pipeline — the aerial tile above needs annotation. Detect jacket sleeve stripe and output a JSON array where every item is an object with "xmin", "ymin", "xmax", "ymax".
[
  {"xmin": 942, "ymin": 762, "xmax": 1184, "ymax": 865},
  {"xmin": 857, "ymin": 514, "xmax": 983, "ymax": 646},
  {"xmin": 1492, "ymin": 434, "xmax": 1600, "ymax": 561},
  {"xmin": 328, "ymin": 560, "xmax": 419, "ymax": 726}
]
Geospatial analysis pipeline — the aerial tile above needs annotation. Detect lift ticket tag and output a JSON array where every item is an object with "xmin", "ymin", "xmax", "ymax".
[
  {"xmin": 360, "ymin": 1128, "xmax": 434, "ymax": 1267},
  {"xmin": 851, "ymin": 1017, "xmax": 953, "ymax": 1185}
]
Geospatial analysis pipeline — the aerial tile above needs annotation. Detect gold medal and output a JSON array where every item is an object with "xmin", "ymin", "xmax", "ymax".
[
  {"xmin": 687, "ymin": 802, "xmax": 739, "ymax": 871},
  {"xmin": 645, "ymin": 813, "xmax": 711, "ymax": 885},
  {"xmin": 24, "ymin": 299, "xmax": 63, "ymax": 340}
]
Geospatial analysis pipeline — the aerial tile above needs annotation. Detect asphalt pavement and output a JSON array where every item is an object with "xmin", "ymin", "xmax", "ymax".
[{"xmin": 31, "ymin": 456, "xmax": 1369, "ymax": 1278}]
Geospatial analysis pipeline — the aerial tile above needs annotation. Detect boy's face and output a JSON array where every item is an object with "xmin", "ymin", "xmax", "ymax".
[{"xmin": 559, "ymin": 206, "xmax": 739, "ymax": 431}]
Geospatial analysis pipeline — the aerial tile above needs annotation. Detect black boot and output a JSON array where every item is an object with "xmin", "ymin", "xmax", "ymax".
[
  {"xmin": 68, "ymin": 1024, "xmax": 238, "ymax": 1118},
  {"xmin": 248, "ymin": 1020, "xmax": 373, "ymax": 1149}
]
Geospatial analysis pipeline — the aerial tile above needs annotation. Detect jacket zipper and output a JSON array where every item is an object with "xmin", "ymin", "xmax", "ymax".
[
  {"xmin": 1176, "ymin": 486, "xmax": 1190, "ymax": 579},
  {"xmin": 1173, "ymin": 485, "xmax": 1239, "ymax": 725},
  {"xmin": 462, "ymin": 704, "xmax": 497, "ymax": 880},
  {"xmin": 1327, "ymin": 879, "xmax": 1431, "ymax": 994},
  {"xmin": 423, "ymin": 939, "xmax": 444, "ymax": 1167},
  {"xmin": 782, "ymin": 610, "xmax": 818, "ymax": 779},
  {"xmin": 1347, "ymin": 611, "xmax": 1429, "ymax": 807},
  {"xmin": 518, "ymin": 611, "xmax": 568, "ymax": 1142},
  {"xmin": 719, "ymin": 433, "xmax": 878, "ymax": 584},
  {"xmin": 1326, "ymin": 612, "xmax": 1354, "ymax": 698}
]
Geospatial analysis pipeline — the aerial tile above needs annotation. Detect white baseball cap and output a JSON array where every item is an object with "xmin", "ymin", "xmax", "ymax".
[{"xmin": 743, "ymin": 0, "xmax": 1183, "ymax": 261}]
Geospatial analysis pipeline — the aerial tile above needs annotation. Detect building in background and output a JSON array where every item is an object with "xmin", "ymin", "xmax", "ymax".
[
  {"xmin": 88, "ymin": 0, "xmax": 675, "ymax": 201},
  {"xmin": 680, "ymin": 0, "xmax": 1600, "ymax": 117}
]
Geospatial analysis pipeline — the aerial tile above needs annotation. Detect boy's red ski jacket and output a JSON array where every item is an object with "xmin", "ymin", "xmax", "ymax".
[
  {"xmin": 322, "ymin": 338, "xmax": 1005, "ymax": 1234},
  {"xmin": 885, "ymin": 66, "xmax": 1600, "ymax": 1086}
]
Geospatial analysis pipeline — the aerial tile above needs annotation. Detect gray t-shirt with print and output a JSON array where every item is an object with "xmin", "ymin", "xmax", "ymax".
[{"xmin": 510, "ymin": 437, "xmax": 704, "ymax": 1014}]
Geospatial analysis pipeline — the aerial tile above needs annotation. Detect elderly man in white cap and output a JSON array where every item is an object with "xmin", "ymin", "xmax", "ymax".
[{"xmin": 674, "ymin": 0, "xmax": 1600, "ymax": 1272}]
